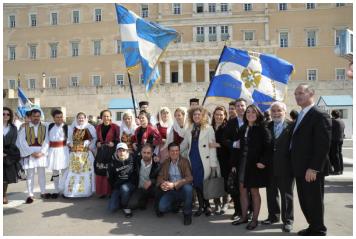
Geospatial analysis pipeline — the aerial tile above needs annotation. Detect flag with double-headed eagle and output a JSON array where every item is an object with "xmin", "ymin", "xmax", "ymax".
[
  {"xmin": 204, "ymin": 46, "xmax": 294, "ymax": 112},
  {"xmin": 115, "ymin": 4, "xmax": 178, "ymax": 92}
]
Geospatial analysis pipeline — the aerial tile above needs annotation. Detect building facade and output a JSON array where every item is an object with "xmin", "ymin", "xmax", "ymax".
[{"xmin": 3, "ymin": 3, "xmax": 353, "ymax": 119}]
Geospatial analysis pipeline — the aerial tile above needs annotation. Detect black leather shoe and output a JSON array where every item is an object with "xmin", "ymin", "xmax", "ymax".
[
  {"xmin": 156, "ymin": 211, "xmax": 164, "ymax": 217},
  {"xmin": 246, "ymin": 221, "xmax": 258, "ymax": 230},
  {"xmin": 262, "ymin": 218, "xmax": 280, "ymax": 225},
  {"xmin": 205, "ymin": 207, "xmax": 213, "ymax": 216},
  {"xmin": 232, "ymin": 218, "xmax": 248, "ymax": 225},
  {"xmin": 183, "ymin": 215, "xmax": 192, "ymax": 225},
  {"xmin": 298, "ymin": 228, "xmax": 326, "ymax": 236},
  {"xmin": 25, "ymin": 197, "xmax": 34, "ymax": 204},
  {"xmin": 40, "ymin": 193, "xmax": 51, "ymax": 199},
  {"xmin": 194, "ymin": 208, "xmax": 203, "ymax": 217},
  {"xmin": 51, "ymin": 193, "xmax": 59, "ymax": 199}
]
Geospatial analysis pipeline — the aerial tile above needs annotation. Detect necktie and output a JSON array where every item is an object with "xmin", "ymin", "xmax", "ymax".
[{"xmin": 293, "ymin": 110, "xmax": 305, "ymax": 134}]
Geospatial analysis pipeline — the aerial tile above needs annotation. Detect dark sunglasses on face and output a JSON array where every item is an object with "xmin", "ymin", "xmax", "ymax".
[{"xmin": 3, "ymin": 113, "xmax": 10, "ymax": 116}]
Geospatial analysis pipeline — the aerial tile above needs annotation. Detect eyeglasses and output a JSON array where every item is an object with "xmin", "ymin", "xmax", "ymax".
[{"xmin": 3, "ymin": 113, "xmax": 10, "ymax": 116}]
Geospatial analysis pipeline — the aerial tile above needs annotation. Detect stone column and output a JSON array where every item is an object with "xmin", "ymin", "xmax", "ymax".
[
  {"xmin": 178, "ymin": 59, "xmax": 184, "ymax": 83},
  {"xmin": 191, "ymin": 59, "xmax": 196, "ymax": 83},
  {"xmin": 165, "ymin": 60, "xmax": 170, "ymax": 83},
  {"xmin": 204, "ymin": 59, "xmax": 210, "ymax": 82}
]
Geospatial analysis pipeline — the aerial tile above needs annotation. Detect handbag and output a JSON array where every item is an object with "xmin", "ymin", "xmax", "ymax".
[
  {"xmin": 226, "ymin": 171, "xmax": 238, "ymax": 196},
  {"xmin": 94, "ymin": 145, "xmax": 114, "ymax": 176},
  {"xmin": 15, "ymin": 161, "xmax": 27, "ymax": 181},
  {"xmin": 203, "ymin": 170, "xmax": 226, "ymax": 200}
]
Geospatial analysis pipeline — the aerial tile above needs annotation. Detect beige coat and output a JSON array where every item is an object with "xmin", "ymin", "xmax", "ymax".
[{"xmin": 180, "ymin": 125, "xmax": 221, "ymax": 180}]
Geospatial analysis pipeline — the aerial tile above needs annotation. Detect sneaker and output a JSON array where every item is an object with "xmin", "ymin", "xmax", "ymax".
[
  {"xmin": 282, "ymin": 224, "xmax": 293, "ymax": 232},
  {"xmin": 123, "ymin": 208, "xmax": 132, "ymax": 218},
  {"xmin": 230, "ymin": 212, "xmax": 240, "ymax": 220},
  {"xmin": 183, "ymin": 215, "xmax": 192, "ymax": 225},
  {"xmin": 25, "ymin": 197, "xmax": 34, "ymax": 204}
]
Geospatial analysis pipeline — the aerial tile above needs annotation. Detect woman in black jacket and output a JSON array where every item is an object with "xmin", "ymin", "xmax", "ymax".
[
  {"xmin": 3, "ymin": 107, "xmax": 21, "ymax": 204},
  {"xmin": 232, "ymin": 104, "xmax": 272, "ymax": 230}
]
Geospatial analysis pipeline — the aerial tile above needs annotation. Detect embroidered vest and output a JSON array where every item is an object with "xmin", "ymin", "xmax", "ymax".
[{"xmin": 24, "ymin": 123, "xmax": 46, "ymax": 146}]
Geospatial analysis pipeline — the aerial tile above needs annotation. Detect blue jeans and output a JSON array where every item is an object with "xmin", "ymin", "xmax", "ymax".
[
  {"xmin": 158, "ymin": 184, "xmax": 193, "ymax": 216},
  {"xmin": 108, "ymin": 182, "xmax": 135, "ymax": 212}
]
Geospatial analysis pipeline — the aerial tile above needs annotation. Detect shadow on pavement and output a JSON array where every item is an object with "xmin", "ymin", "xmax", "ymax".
[{"xmin": 324, "ymin": 181, "xmax": 353, "ymax": 194}]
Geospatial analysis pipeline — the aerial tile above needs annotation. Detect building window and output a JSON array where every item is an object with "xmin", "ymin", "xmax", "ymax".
[
  {"xmin": 70, "ymin": 76, "xmax": 79, "ymax": 87},
  {"xmin": 307, "ymin": 30, "xmax": 316, "ymax": 47},
  {"xmin": 244, "ymin": 31, "xmax": 254, "ymax": 41},
  {"xmin": 9, "ymin": 15, "xmax": 16, "ymax": 28},
  {"xmin": 306, "ymin": 3, "xmax": 315, "ymax": 9},
  {"xmin": 336, "ymin": 68, "xmax": 346, "ymax": 80},
  {"xmin": 49, "ymin": 43, "xmax": 58, "ymax": 59},
  {"xmin": 280, "ymin": 32, "xmax": 288, "ymax": 48},
  {"xmin": 49, "ymin": 77, "xmax": 57, "ymax": 88},
  {"xmin": 220, "ymin": 3, "xmax": 228, "ymax": 12},
  {"xmin": 196, "ymin": 3, "xmax": 204, "ymax": 13},
  {"xmin": 244, "ymin": 4, "xmax": 252, "ymax": 11},
  {"xmin": 208, "ymin": 3, "xmax": 216, "ymax": 13},
  {"xmin": 30, "ymin": 14, "xmax": 37, "ymax": 26},
  {"xmin": 116, "ymin": 112, "xmax": 123, "ymax": 121},
  {"xmin": 196, "ymin": 26, "xmax": 204, "ymax": 42},
  {"xmin": 8, "ymin": 80, "xmax": 17, "ymax": 89},
  {"xmin": 279, "ymin": 3, "xmax": 287, "ymax": 11},
  {"xmin": 307, "ymin": 69, "xmax": 317, "ymax": 81},
  {"xmin": 93, "ymin": 40, "xmax": 101, "ymax": 56},
  {"xmin": 171, "ymin": 72, "xmax": 178, "ymax": 83},
  {"xmin": 141, "ymin": 4, "xmax": 148, "ymax": 18},
  {"xmin": 221, "ymin": 26, "xmax": 229, "ymax": 41},
  {"xmin": 116, "ymin": 74, "xmax": 124, "ymax": 85},
  {"xmin": 71, "ymin": 42, "xmax": 79, "ymax": 57},
  {"xmin": 92, "ymin": 75, "xmax": 101, "ymax": 86},
  {"xmin": 9, "ymin": 46, "xmax": 16, "ymax": 60},
  {"xmin": 95, "ymin": 9, "xmax": 102, "ymax": 22},
  {"xmin": 51, "ymin": 12, "xmax": 58, "ymax": 25},
  {"xmin": 116, "ymin": 40, "xmax": 121, "ymax": 54},
  {"xmin": 28, "ymin": 79, "xmax": 36, "ymax": 89},
  {"xmin": 209, "ymin": 26, "xmax": 217, "ymax": 42},
  {"xmin": 29, "ymin": 44, "xmax": 37, "ymax": 59},
  {"xmin": 336, "ymin": 3, "xmax": 345, "ymax": 7},
  {"xmin": 335, "ymin": 30, "xmax": 343, "ymax": 46},
  {"xmin": 173, "ymin": 3, "xmax": 181, "ymax": 15},
  {"xmin": 73, "ymin": 10, "xmax": 80, "ymax": 23}
]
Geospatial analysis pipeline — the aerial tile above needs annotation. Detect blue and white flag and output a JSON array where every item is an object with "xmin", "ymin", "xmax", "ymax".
[
  {"xmin": 17, "ymin": 87, "xmax": 43, "ymax": 119},
  {"xmin": 205, "ymin": 46, "xmax": 294, "ymax": 112},
  {"xmin": 115, "ymin": 4, "xmax": 178, "ymax": 91}
]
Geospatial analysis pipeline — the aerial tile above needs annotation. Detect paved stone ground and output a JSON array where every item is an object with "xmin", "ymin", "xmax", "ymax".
[{"xmin": 3, "ymin": 158, "xmax": 353, "ymax": 236}]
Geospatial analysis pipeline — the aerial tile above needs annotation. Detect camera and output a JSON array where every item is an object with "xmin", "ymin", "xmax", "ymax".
[{"xmin": 334, "ymin": 29, "xmax": 353, "ymax": 61}]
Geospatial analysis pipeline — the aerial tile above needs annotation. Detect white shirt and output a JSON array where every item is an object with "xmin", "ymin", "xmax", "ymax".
[
  {"xmin": 3, "ymin": 124, "xmax": 10, "ymax": 136},
  {"xmin": 299, "ymin": 104, "xmax": 315, "ymax": 122}
]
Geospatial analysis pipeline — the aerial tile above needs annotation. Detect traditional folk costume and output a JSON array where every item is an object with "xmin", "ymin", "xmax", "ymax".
[
  {"xmin": 120, "ymin": 121, "xmax": 137, "ymax": 154},
  {"xmin": 63, "ymin": 121, "xmax": 97, "ymax": 197},
  {"xmin": 155, "ymin": 107, "xmax": 173, "ymax": 163},
  {"xmin": 95, "ymin": 122, "xmax": 120, "ymax": 196},
  {"xmin": 166, "ymin": 107, "xmax": 188, "ymax": 157},
  {"xmin": 41, "ymin": 123, "xmax": 70, "ymax": 195},
  {"xmin": 16, "ymin": 122, "xmax": 48, "ymax": 198},
  {"xmin": 132, "ymin": 124, "xmax": 162, "ymax": 160}
]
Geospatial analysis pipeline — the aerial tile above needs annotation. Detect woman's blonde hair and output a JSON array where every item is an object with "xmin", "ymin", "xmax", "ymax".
[{"xmin": 187, "ymin": 106, "xmax": 209, "ymax": 128}]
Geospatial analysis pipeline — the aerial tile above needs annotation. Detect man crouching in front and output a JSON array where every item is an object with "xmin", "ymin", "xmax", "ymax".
[{"xmin": 156, "ymin": 142, "xmax": 193, "ymax": 225}]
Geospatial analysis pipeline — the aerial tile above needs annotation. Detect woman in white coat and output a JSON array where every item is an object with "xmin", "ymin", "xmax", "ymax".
[{"xmin": 180, "ymin": 106, "xmax": 220, "ymax": 216}]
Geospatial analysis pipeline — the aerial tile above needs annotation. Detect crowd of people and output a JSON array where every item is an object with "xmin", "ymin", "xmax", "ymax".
[{"xmin": 3, "ymin": 83, "xmax": 345, "ymax": 235}]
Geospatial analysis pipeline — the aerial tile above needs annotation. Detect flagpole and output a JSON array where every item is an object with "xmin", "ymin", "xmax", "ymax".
[
  {"xmin": 202, "ymin": 45, "xmax": 227, "ymax": 106},
  {"xmin": 127, "ymin": 72, "xmax": 137, "ymax": 118}
]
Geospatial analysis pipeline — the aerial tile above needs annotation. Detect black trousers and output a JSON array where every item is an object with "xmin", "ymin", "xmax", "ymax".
[
  {"xmin": 329, "ymin": 140, "xmax": 344, "ymax": 173},
  {"xmin": 295, "ymin": 175, "xmax": 327, "ymax": 233},
  {"xmin": 266, "ymin": 175, "xmax": 294, "ymax": 224},
  {"xmin": 128, "ymin": 186, "xmax": 158, "ymax": 210}
]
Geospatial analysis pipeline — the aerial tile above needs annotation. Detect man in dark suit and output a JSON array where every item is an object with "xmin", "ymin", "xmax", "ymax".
[
  {"xmin": 329, "ymin": 110, "xmax": 345, "ymax": 175},
  {"xmin": 290, "ymin": 83, "xmax": 332, "ymax": 236},
  {"xmin": 262, "ymin": 102, "xmax": 294, "ymax": 232}
]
